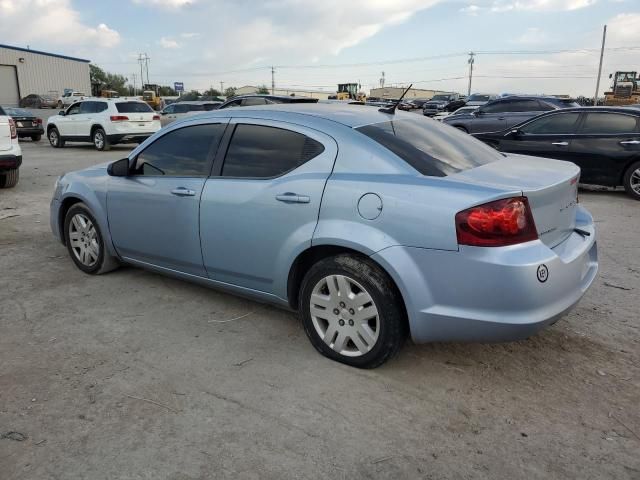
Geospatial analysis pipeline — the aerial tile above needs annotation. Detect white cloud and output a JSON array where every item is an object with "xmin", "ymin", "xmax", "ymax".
[
  {"xmin": 491, "ymin": 0, "xmax": 597, "ymax": 11},
  {"xmin": 180, "ymin": 32, "xmax": 200, "ymax": 38},
  {"xmin": 159, "ymin": 37, "xmax": 180, "ymax": 48},
  {"xmin": 460, "ymin": 5, "xmax": 483, "ymax": 15},
  {"xmin": 607, "ymin": 12, "xmax": 640, "ymax": 42},
  {"xmin": 0, "ymin": 0, "xmax": 120, "ymax": 48},
  {"xmin": 133, "ymin": 0, "xmax": 195, "ymax": 8},
  {"xmin": 515, "ymin": 27, "xmax": 551, "ymax": 44}
]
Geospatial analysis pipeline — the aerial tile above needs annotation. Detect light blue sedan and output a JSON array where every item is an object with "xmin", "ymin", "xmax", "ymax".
[{"xmin": 50, "ymin": 104, "xmax": 598, "ymax": 368}]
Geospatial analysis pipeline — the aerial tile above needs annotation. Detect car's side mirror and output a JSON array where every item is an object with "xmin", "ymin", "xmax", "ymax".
[
  {"xmin": 107, "ymin": 158, "xmax": 130, "ymax": 177},
  {"xmin": 59, "ymin": 110, "xmax": 66, "ymax": 116},
  {"xmin": 507, "ymin": 129, "xmax": 523, "ymax": 138}
]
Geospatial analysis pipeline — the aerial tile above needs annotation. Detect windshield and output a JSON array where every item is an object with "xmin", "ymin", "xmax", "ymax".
[
  {"xmin": 356, "ymin": 117, "xmax": 501, "ymax": 177},
  {"xmin": 431, "ymin": 95, "xmax": 452, "ymax": 101},
  {"xmin": 467, "ymin": 94, "xmax": 491, "ymax": 102},
  {"xmin": 4, "ymin": 107, "xmax": 32, "ymax": 117},
  {"xmin": 116, "ymin": 102, "xmax": 154, "ymax": 113}
]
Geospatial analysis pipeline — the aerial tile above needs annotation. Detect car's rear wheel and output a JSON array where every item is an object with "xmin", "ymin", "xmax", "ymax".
[
  {"xmin": 92, "ymin": 128, "xmax": 110, "ymax": 151},
  {"xmin": 0, "ymin": 168, "xmax": 19, "ymax": 188},
  {"xmin": 623, "ymin": 161, "xmax": 640, "ymax": 200},
  {"xmin": 299, "ymin": 254, "xmax": 406, "ymax": 368},
  {"xmin": 48, "ymin": 127, "xmax": 64, "ymax": 148},
  {"xmin": 64, "ymin": 203, "xmax": 119, "ymax": 274}
]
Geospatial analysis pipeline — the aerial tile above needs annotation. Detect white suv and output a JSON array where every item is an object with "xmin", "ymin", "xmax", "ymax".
[
  {"xmin": 57, "ymin": 91, "xmax": 87, "ymax": 108},
  {"xmin": 0, "ymin": 106, "xmax": 22, "ymax": 188},
  {"xmin": 46, "ymin": 98, "xmax": 161, "ymax": 151}
]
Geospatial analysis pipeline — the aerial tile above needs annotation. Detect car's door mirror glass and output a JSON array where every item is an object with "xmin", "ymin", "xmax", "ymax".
[
  {"xmin": 107, "ymin": 158, "xmax": 130, "ymax": 177},
  {"xmin": 59, "ymin": 110, "xmax": 66, "ymax": 116}
]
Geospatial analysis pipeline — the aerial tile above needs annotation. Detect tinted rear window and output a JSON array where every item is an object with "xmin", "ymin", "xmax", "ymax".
[
  {"xmin": 4, "ymin": 107, "xmax": 32, "ymax": 117},
  {"xmin": 356, "ymin": 118, "xmax": 502, "ymax": 176},
  {"xmin": 116, "ymin": 102, "xmax": 153, "ymax": 113}
]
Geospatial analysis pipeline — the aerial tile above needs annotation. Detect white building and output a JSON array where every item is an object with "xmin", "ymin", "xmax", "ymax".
[
  {"xmin": 369, "ymin": 87, "xmax": 450, "ymax": 100},
  {"xmin": 0, "ymin": 44, "xmax": 91, "ymax": 106}
]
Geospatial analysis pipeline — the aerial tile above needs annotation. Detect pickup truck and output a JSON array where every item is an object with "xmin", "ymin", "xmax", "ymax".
[
  {"xmin": 0, "ymin": 106, "xmax": 22, "ymax": 188},
  {"xmin": 57, "ymin": 91, "xmax": 87, "ymax": 108}
]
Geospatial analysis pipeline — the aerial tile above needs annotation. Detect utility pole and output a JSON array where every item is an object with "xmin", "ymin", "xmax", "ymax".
[
  {"xmin": 138, "ymin": 53, "xmax": 150, "ymax": 86},
  {"xmin": 220, "ymin": 81, "xmax": 224, "ymax": 94},
  {"xmin": 271, "ymin": 66, "xmax": 276, "ymax": 95},
  {"xmin": 594, "ymin": 25, "xmax": 607, "ymax": 106},
  {"xmin": 131, "ymin": 73, "xmax": 137, "ymax": 96},
  {"xmin": 138, "ymin": 54, "xmax": 144, "ymax": 90},
  {"xmin": 467, "ymin": 52, "xmax": 475, "ymax": 96},
  {"xmin": 380, "ymin": 71, "xmax": 385, "ymax": 88}
]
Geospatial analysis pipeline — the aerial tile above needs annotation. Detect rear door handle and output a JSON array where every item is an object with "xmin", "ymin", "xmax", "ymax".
[
  {"xmin": 620, "ymin": 140, "xmax": 640, "ymax": 145},
  {"xmin": 552, "ymin": 141, "xmax": 569, "ymax": 146},
  {"xmin": 276, "ymin": 192, "xmax": 310, "ymax": 204},
  {"xmin": 171, "ymin": 187, "xmax": 196, "ymax": 197}
]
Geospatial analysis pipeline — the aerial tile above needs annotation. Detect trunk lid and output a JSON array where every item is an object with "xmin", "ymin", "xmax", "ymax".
[
  {"xmin": 121, "ymin": 112, "xmax": 157, "ymax": 131},
  {"xmin": 452, "ymin": 154, "xmax": 580, "ymax": 248},
  {"xmin": 0, "ymin": 116, "xmax": 12, "ymax": 151}
]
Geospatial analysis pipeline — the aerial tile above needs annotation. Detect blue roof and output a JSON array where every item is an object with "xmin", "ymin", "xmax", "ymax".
[{"xmin": 0, "ymin": 44, "xmax": 90, "ymax": 63}]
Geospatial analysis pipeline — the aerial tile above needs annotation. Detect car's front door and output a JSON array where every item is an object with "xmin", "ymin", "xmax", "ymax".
[
  {"xmin": 56, "ymin": 102, "xmax": 82, "ymax": 136},
  {"xmin": 470, "ymin": 102, "xmax": 509, "ymax": 133},
  {"xmin": 107, "ymin": 121, "xmax": 228, "ymax": 276},
  {"xmin": 501, "ymin": 111, "xmax": 581, "ymax": 161},
  {"xmin": 200, "ymin": 119, "xmax": 338, "ymax": 295},
  {"xmin": 499, "ymin": 99, "xmax": 548, "ymax": 131},
  {"xmin": 74, "ymin": 101, "xmax": 98, "ymax": 138},
  {"xmin": 569, "ymin": 112, "xmax": 640, "ymax": 186}
]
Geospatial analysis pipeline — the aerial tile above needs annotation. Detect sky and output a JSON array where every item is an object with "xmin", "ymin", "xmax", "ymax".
[{"xmin": 1, "ymin": 0, "xmax": 639, "ymax": 96}]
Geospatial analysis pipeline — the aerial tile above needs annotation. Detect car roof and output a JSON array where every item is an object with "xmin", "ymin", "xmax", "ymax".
[
  {"xmin": 538, "ymin": 106, "xmax": 640, "ymax": 114},
  {"xmin": 193, "ymin": 103, "xmax": 409, "ymax": 128}
]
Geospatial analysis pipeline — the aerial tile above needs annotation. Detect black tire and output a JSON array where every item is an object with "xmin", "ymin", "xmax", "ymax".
[
  {"xmin": 31, "ymin": 134, "xmax": 41, "ymax": 142},
  {"xmin": 299, "ymin": 254, "xmax": 407, "ymax": 368},
  {"xmin": 57, "ymin": 100, "xmax": 63, "ymax": 109},
  {"xmin": 92, "ymin": 128, "xmax": 111, "ymax": 151},
  {"xmin": 64, "ymin": 202, "xmax": 119, "ymax": 275},
  {"xmin": 48, "ymin": 127, "xmax": 64, "ymax": 148},
  {"xmin": 623, "ymin": 161, "xmax": 640, "ymax": 201},
  {"xmin": 0, "ymin": 168, "xmax": 19, "ymax": 188}
]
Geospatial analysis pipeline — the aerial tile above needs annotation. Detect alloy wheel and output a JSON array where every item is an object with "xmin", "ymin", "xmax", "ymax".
[
  {"xmin": 631, "ymin": 167, "xmax": 640, "ymax": 195},
  {"xmin": 309, "ymin": 274, "xmax": 380, "ymax": 357},
  {"xmin": 68, "ymin": 213, "xmax": 99, "ymax": 267},
  {"xmin": 49, "ymin": 130, "xmax": 58, "ymax": 146},
  {"xmin": 94, "ymin": 132, "xmax": 104, "ymax": 149}
]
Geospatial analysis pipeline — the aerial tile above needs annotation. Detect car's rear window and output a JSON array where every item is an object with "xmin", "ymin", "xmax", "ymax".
[
  {"xmin": 4, "ymin": 107, "xmax": 32, "ymax": 117},
  {"xmin": 356, "ymin": 118, "xmax": 502, "ymax": 177},
  {"xmin": 116, "ymin": 102, "xmax": 154, "ymax": 113}
]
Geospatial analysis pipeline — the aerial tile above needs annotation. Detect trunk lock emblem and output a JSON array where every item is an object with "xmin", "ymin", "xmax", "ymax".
[{"xmin": 537, "ymin": 264, "xmax": 549, "ymax": 283}]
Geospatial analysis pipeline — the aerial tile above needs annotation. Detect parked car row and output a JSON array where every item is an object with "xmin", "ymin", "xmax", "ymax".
[{"xmin": 0, "ymin": 106, "xmax": 22, "ymax": 188}]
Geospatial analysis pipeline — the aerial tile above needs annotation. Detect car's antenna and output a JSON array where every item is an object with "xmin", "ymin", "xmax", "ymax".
[{"xmin": 379, "ymin": 84, "xmax": 413, "ymax": 114}]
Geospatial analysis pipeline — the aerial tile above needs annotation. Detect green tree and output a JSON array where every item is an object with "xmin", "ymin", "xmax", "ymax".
[
  {"xmin": 158, "ymin": 85, "xmax": 177, "ymax": 96},
  {"xmin": 203, "ymin": 87, "xmax": 221, "ymax": 97},
  {"xmin": 89, "ymin": 64, "xmax": 128, "ymax": 95},
  {"xmin": 224, "ymin": 87, "xmax": 237, "ymax": 98},
  {"xmin": 256, "ymin": 85, "xmax": 270, "ymax": 94},
  {"xmin": 178, "ymin": 90, "xmax": 201, "ymax": 101}
]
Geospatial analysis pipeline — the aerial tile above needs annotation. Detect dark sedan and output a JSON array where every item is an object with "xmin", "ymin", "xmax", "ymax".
[
  {"xmin": 3, "ymin": 107, "xmax": 44, "ymax": 141},
  {"xmin": 473, "ymin": 107, "xmax": 640, "ymax": 200},
  {"xmin": 218, "ymin": 94, "xmax": 318, "ymax": 109},
  {"xmin": 19, "ymin": 94, "xmax": 58, "ymax": 109}
]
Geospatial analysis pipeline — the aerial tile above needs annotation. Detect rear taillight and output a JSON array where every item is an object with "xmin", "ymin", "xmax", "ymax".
[
  {"xmin": 8, "ymin": 118, "xmax": 17, "ymax": 139},
  {"xmin": 110, "ymin": 115, "xmax": 129, "ymax": 122},
  {"xmin": 37, "ymin": 118, "xmax": 43, "ymax": 125},
  {"xmin": 152, "ymin": 115, "xmax": 160, "ymax": 121},
  {"xmin": 455, "ymin": 197, "xmax": 538, "ymax": 247}
]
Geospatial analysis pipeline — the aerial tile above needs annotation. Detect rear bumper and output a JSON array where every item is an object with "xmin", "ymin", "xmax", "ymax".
[
  {"xmin": 0, "ymin": 154, "xmax": 22, "ymax": 171},
  {"xmin": 107, "ymin": 133, "xmax": 154, "ymax": 144},
  {"xmin": 372, "ymin": 205, "xmax": 598, "ymax": 343},
  {"xmin": 17, "ymin": 127, "xmax": 44, "ymax": 136}
]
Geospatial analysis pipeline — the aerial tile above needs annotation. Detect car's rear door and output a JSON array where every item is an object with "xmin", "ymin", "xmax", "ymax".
[
  {"xmin": 199, "ymin": 119, "xmax": 338, "ymax": 296},
  {"xmin": 499, "ymin": 99, "xmax": 547, "ymax": 130},
  {"xmin": 470, "ymin": 101, "xmax": 509, "ymax": 133},
  {"xmin": 501, "ymin": 111, "xmax": 581, "ymax": 161},
  {"xmin": 569, "ymin": 111, "xmax": 640, "ymax": 186},
  {"xmin": 75, "ymin": 101, "xmax": 98, "ymax": 138},
  {"xmin": 107, "ymin": 121, "xmax": 228, "ymax": 276}
]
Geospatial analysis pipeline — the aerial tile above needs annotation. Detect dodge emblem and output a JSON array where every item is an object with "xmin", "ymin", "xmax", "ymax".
[{"xmin": 537, "ymin": 264, "xmax": 549, "ymax": 283}]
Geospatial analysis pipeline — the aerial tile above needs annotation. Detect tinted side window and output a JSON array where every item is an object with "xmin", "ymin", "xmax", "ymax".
[
  {"xmin": 507, "ymin": 100, "xmax": 542, "ymax": 112},
  {"xmin": 133, "ymin": 124, "xmax": 225, "ymax": 177},
  {"xmin": 242, "ymin": 97, "xmax": 267, "ymax": 106},
  {"xmin": 173, "ymin": 104, "xmax": 190, "ymax": 113},
  {"xmin": 66, "ymin": 103, "xmax": 82, "ymax": 115},
  {"xmin": 580, "ymin": 113, "xmax": 639, "ymax": 134},
  {"xmin": 222, "ymin": 124, "xmax": 325, "ymax": 178},
  {"xmin": 221, "ymin": 99, "xmax": 242, "ymax": 109},
  {"xmin": 482, "ymin": 101, "xmax": 510, "ymax": 114},
  {"xmin": 79, "ymin": 102, "xmax": 94, "ymax": 114},
  {"xmin": 521, "ymin": 113, "xmax": 581, "ymax": 134},
  {"xmin": 536, "ymin": 101, "xmax": 555, "ymax": 111}
]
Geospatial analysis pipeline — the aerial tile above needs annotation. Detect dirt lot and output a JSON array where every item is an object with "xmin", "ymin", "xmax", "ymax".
[{"xmin": 1, "ymin": 128, "xmax": 639, "ymax": 480}]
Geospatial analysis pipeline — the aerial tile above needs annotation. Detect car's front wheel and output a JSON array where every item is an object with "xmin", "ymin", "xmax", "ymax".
[
  {"xmin": 0, "ymin": 168, "xmax": 19, "ymax": 188},
  {"xmin": 64, "ymin": 203, "xmax": 119, "ymax": 274},
  {"xmin": 92, "ymin": 128, "xmax": 111, "ymax": 151},
  {"xmin": 48, "ymin": 127, "xmax": 64, "ymax": 148},
  {"xmin": 623, "ymin": 161, "xmax": 640, "ymax": 201},
  {"xmin": 299, "ymin": 254, "xmax": 406, "ymax": 368}
]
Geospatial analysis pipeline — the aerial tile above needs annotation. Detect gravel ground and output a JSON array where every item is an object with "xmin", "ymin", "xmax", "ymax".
[{"xmin": 1, "ymin": 126, "xmax": 639, "ymax": 480}]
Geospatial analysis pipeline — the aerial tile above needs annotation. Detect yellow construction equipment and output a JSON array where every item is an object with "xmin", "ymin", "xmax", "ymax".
[
  {"xmin": 604, "ymin": 71, "xmax": 640, "ymax": 106},
  {"xmin": 333, "ymin": 83, "xmax": 367, "ymax": 102},
  {"xmin": 142, "ymin": 84, "xmax": 163, "ymax": 111}
]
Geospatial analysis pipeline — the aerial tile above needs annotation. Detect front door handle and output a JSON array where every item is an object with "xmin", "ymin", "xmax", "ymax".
[
  {"xmin": 620, "ymin": 140, "xmax": 640, "ymax": 145},
  {"xmin": 276, "ymin": 192, "xmax": 310, "ymax": 204},
  {"xmin": 552, "ymin": 141, "xmax": 569, "ymax": 146},
  {"xmin": 171, "ymin": 187, "xmax": 196, "ymax": 197}
]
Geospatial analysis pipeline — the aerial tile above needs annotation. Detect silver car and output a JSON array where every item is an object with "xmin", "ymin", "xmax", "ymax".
[
  {"xmin": 50, "ymin": 105, "xmax": 598, "ymax": 368},
  {"xmin": 159, "ymin": 101, "xmax": 221, "ymax": 127}
]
